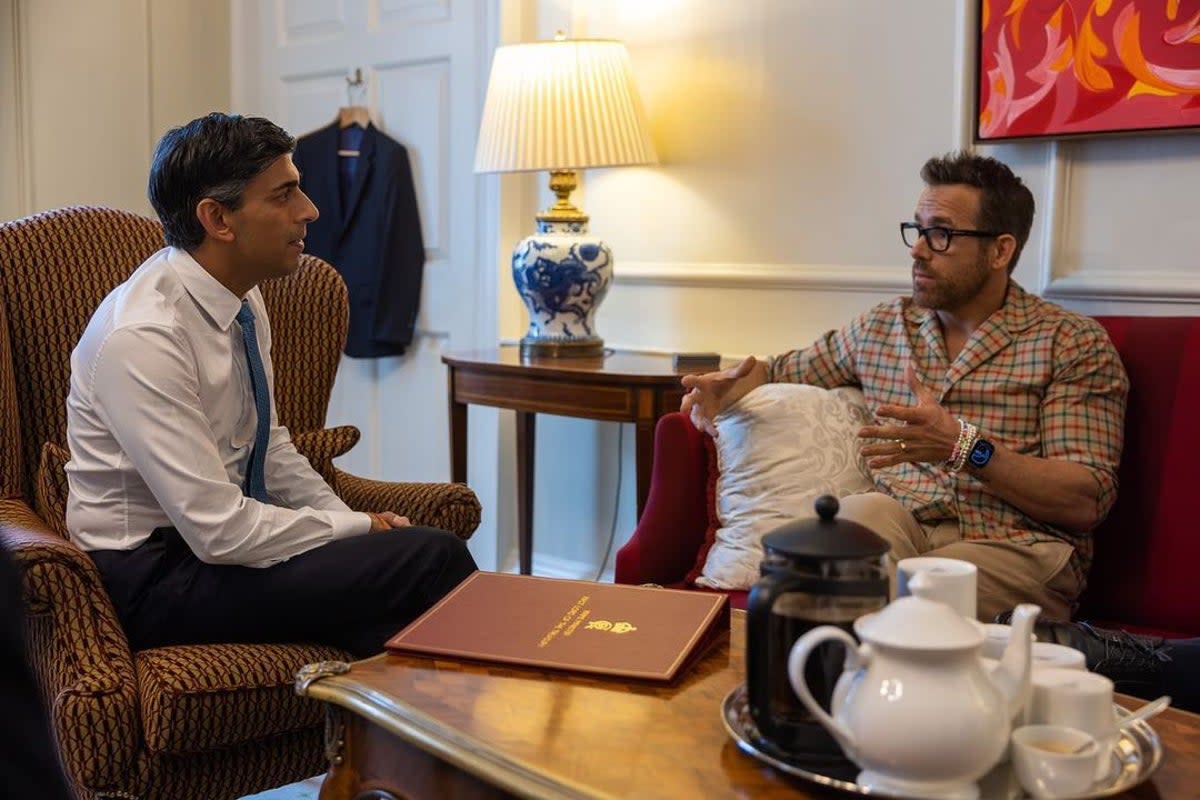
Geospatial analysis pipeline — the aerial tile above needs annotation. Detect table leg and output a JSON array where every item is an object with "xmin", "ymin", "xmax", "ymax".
[
  {"xmin": 515, "ymin": 411, "xmax": 536, "ymax": 575},
  {"xmin": 447, "ymin": 371, "xmax": 467, "ymax": 484}
]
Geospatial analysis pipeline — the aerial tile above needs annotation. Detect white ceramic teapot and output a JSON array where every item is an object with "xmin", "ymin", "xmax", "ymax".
[{"xmin": 788, "ymin": 594, "xmax": 1040, "ymax": 800}]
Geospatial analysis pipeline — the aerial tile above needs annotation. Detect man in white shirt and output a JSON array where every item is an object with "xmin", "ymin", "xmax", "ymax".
[{"xmin": 67, "ymin": 113, "xmax": 476, "ymax": 657}]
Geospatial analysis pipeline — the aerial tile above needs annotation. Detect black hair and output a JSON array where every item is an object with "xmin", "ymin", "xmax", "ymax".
[
  {"xmin": 920, "ymin": 151, "xmax": 1035, "ymax": 274},
  {"xmin": 147, "ymin": 113, "xmax": 295, "ymax": 250}
]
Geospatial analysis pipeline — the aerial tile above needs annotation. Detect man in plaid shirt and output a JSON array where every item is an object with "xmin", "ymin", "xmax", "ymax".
[{"xmin": 682, "ymin": 152, "xmax": 1128, "ymax": 621}]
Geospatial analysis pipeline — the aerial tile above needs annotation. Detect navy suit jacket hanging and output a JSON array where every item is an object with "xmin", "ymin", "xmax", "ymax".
[{"xmin": 293, "ymin": 121, "xmax": 425, "ymax": 358}]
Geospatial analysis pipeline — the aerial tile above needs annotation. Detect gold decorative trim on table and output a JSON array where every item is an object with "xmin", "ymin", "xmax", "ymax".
[{"xmin": 297, "ymin": 660, "xmax": 608, "ymax": 800}]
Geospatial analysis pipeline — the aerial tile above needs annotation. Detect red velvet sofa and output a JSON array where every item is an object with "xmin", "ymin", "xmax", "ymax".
[{"xmin": 615, "ymin": 316, "xmax": 1200, "ymax": 639}]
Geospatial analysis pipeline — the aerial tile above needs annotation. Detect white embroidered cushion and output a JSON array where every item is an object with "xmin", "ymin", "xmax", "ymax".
[{"xmin": 694, "ymin": 383, "xmax": 875, "ymax": 590}]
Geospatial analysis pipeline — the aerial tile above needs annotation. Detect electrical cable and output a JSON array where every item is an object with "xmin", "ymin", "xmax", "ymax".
[{"xmin": 593, "ymin": 422, "xmax": 624, "ymax": 582}]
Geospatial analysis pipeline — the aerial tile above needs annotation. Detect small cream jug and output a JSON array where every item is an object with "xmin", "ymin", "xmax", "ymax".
[{"xmin": 789, "ymin": 596, "xmax": 1040, "ymax": 799}]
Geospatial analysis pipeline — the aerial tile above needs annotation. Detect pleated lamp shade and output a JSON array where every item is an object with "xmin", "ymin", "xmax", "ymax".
[{"xmin": 474, "ymin": 38, "xmax": 658, "ymax": 173}]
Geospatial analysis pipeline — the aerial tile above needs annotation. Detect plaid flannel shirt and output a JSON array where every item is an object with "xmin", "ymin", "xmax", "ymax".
[{"xmin": 766, "ymin": 281, "xmax": 1128, "ymax": 587}]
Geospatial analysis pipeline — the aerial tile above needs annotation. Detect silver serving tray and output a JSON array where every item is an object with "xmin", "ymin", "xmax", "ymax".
[{"xmin": 721, "ymin": 684, "xmax": 1162, "ymax": 799}]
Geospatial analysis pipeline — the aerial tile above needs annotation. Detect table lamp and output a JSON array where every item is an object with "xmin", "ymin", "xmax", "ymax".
[{"xmin": 474, "ymin": 35, "xmax": 658, "ymax": 357}]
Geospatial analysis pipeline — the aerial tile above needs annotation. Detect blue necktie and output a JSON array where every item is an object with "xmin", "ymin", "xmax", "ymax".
[{"xmin": 237, "ymin": 300, "xmax": 271, "ymax": 502}]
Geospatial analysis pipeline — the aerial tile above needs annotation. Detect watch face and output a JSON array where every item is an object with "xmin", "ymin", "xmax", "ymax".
[{"xmin": 969, "ymin": 439, "xmax": 995, "ymax": 468}]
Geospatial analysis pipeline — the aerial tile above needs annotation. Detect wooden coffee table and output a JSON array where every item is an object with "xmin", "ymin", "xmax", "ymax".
[{"xmin": 297, "ymin": 611, "xmax": 1200, "ymax": 799}]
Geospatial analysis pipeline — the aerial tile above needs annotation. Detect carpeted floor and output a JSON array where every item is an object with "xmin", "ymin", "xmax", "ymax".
[{"xmin": 239, "ymin": 775, "xmax": 324, "ymax": 799}]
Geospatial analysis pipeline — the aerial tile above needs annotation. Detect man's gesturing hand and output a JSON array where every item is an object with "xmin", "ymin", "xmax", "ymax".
[
  {"xmin": 680, "ymin": 356, "xmax": 762, "ymax": 438},
  {"xmin": 368, "ymin": 511, "xmax": 411, "ymax": 531},
  {"xmin": 858, "ymin": 366, "xmax": 959, "ymax": 468}
]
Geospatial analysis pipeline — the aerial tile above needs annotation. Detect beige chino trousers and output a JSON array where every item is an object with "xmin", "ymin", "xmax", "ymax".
[{"xmin": 836, "ymin": 493, "xmax": 1080, "ymax": 622}]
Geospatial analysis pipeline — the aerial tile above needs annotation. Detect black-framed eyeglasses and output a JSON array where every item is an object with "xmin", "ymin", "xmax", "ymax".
[{"xmin": 900, "ymin": 222, "xmax": 1003, "ymax": 252}]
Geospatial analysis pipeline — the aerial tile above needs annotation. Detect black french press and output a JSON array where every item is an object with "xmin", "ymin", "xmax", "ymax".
[{"xmin": 746, "ymin": 495, "xmax": 890, "ymax": 758}]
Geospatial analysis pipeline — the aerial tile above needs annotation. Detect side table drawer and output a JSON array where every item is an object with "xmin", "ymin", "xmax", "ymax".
[{"xmin": 453, "ymin": 372, "xmax": 636, "ymax": 421}]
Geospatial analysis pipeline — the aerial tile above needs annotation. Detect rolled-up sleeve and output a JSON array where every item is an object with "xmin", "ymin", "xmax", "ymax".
[
  {"xmin": 1041, "ymin": 320, "xmax": 1129, "ymax": 520},
  {"xmin": 92, "ymin": 325, "xmax": 370, "ymax": 567}
]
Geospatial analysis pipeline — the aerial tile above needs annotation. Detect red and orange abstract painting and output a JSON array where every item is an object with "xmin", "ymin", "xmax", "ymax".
[{"xmin": 977, "ymin": 0, "xmax": 1200, "ymax": 140}]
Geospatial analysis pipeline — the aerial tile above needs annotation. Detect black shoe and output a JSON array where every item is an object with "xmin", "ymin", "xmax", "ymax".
[{"xmin": 993, "ymin": 611, "xmax": 1172, "ymax": 698}]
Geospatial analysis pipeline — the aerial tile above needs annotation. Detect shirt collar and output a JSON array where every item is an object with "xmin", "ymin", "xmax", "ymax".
[
  {"xmin": 993, "ymin": 280, "xmax": 1040, "ymax": 334},
  {"xmin": 166, "ymin": 247, "xmax": 245, "ymax": 331}
]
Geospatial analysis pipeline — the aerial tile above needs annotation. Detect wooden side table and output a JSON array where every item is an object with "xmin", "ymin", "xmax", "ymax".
[{"xmin": 442, "ymin": 347, "xmax": 699, "ymax": 574}]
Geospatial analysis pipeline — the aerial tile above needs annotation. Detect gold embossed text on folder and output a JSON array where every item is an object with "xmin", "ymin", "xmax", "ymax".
[{"xmin": 385, "ymin": 572, "xmax": 730, "ymax": 681}]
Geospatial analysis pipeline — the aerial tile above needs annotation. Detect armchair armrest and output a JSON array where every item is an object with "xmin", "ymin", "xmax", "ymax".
[
  {"xmin": 0, "ymin": 498, "xmax": 141, "ymax": 789},
  {"xmin": 615, "ymin": 413, "xmax": 714, "ymax": 586},
  {"xmin": 332, "ymin": 470, "xmax": 481, "ymax": 540}
]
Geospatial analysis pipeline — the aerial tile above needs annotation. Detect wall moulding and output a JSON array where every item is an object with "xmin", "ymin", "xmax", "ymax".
[
  {"xmin": 1044, "ymin": 272, "xmax": 1200, "ymax": 304},
  {"xmin": 614, "ymin": 261, "xmax": 910, "ymax": 294},
  {"xmin": 613, "ymin": 260, "xmax": 1199, "ymax": 304},
  {"xmin": 1037, "ymin": 138, "xmax": 1199, "ymax": 303}
]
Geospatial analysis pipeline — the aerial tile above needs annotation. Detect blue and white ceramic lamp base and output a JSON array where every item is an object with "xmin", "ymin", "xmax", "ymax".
[{"xmin": 512, "ymin": 218, "xmax": 613, "ymax": 358}]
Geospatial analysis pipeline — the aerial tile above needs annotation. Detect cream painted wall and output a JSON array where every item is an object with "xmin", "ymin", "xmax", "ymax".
[
  {"xmin": 0, "ymin": 1, "xmax": 25, "ymax": 220},
  {"xmin": 509, "ymin": 0, "xmax": 1200, "ymax": 578},
  {"xmin": 0, "ymin": 0, "xmax": 229, "ymax": 221}
]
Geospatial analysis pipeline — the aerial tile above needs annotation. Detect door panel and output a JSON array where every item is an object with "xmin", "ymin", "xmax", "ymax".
[{"xmin": 234, "ymin": 0, "xmax": 489, "ymax": 484}]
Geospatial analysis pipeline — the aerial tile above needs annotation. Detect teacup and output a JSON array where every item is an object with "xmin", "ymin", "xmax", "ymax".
[
  {"xmin": 1030, "ymin": 668, "xmax": 1117, "ymax": 781},
  {"xmin": 1011, "ymin": 724, "xmax": 1102, "ymax": 799},
  {"xmin": 1032, "ymin": 641, "xmax": 1087, "ymax": 672},
  {"xmin": 896, "ymin": 557, "xmax": 977, "ymax": 619},
  {"xmin": 982, "ymin": 625, "xmax": 1085, "ymax": 669},
  {"xmin": 982, "ymin": 622, "xmax": 1035, "ymax": 660}
]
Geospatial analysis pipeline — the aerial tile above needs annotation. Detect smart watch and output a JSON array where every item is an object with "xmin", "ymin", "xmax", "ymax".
[{"xmin": 967, "ymin": 438, "xmax": 995, "ymax": 469}]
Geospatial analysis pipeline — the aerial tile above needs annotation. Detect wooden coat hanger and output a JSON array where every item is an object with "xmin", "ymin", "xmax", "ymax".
[
  {"xmin": 337, "ymin": 106, "xmax": 370, "ymax": 129},
  {"xmin": 337, "ymin": 68, "xmax": 370, "ymax": 155}
]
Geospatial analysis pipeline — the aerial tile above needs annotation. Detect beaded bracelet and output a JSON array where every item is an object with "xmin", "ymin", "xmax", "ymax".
[
  {"xmin": 946, "ymin": 419, "xmax": 969, "ymax": 466},
  {"xmin": 954, "ymin": 426, "xmax": 980, "ymax": 472},
  {"xmin": 947, "ymin": 418, "xmax": 979, "ymax": 472}
]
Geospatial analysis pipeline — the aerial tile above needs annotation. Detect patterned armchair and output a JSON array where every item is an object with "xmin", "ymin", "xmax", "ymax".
[{"xmin": 0, "ymin": 206, "xmax": 481, "ymax": 800}]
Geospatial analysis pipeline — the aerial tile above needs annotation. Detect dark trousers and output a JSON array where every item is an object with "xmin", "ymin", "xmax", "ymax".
[
  {"xmin": 89, "ymin": 526, "xmax": 477, "ymax": 658},
  {"xmin": 1162, "ymin": 639, "xmax": 1200, "ymax": 713}
]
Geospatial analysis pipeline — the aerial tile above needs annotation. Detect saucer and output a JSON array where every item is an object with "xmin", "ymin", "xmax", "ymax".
[
  {"xmin": 720, "ymin": 684, "xmax": 1163, "ymax": 799},
  {"xmin": 858, "ymin": 769, "xmax": 982, "ymax": 800},
  {"xmin": 719, "ymin": 684, "xmax": 861, "ymax": 794}
]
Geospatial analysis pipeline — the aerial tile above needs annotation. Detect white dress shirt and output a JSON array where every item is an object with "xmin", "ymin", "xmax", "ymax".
[{"xmin": 66, "ymin": 247, "xmax": 371, "ymax": 567}]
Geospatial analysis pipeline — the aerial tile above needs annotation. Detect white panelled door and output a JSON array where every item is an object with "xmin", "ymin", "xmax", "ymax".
[{"xmin": 231, "ymin": 0, "xmax": 495, "ymax": 487}]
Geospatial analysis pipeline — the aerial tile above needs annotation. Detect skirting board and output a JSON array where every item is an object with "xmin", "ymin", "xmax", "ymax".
[{"xmin": 504, "ymin": 552, "xmax": 613, "ymax": 584}]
